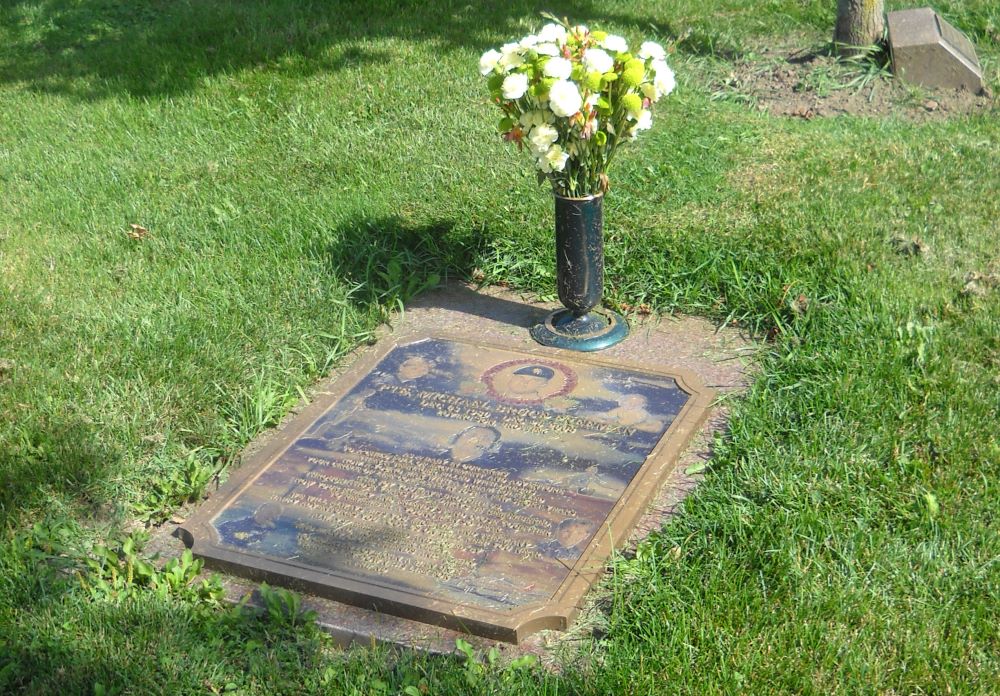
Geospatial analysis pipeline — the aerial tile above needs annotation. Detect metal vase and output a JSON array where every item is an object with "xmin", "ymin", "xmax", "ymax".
[{"xmin": 530, "ymin": 193, "xmax": 628, "ymax": 351}]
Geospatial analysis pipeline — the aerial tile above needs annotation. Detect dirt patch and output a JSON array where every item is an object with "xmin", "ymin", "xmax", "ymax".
[{"xmin": 714, "ymin": 47, "xmax": 995, "ymax": 121}]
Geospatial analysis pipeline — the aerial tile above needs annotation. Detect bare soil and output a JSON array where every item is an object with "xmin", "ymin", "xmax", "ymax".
[{"xmin": 714, "ymin": 47, "xmax": 995, "ymax": 122}]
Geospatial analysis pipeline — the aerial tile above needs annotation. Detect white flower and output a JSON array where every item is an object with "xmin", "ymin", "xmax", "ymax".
[
  {"xmin": 517, "ymin": 109, "xmax": 548, "ymax": 130},
  {"xmin": 638, "ymin": 41, "xmax": 666, "ymax": 60},
  {"xmin": 628, "ymin": 109, "xmax": 653, "ymax": 139},
  {"xmin": 585, "ymin": 92, "xmax": 600, "ymax": 106},
  {"xmin": 538, "ymin": 144, "xmax": 569, "ymax": 173},
  {"xmin": 501, "ymin": 72, "xmax": 529, "ymax": 99},
  {"xmin": 601, "ymin": 34, "xmax": 628, "ymax": 53},
  {"xmin": 538, "ymin": 23, "xmax": 567, "ymax": 45},
  {"xmin": 653, "ymin": 60, "xmax": 676, "ymax": 97},
  {"xmin": 528, "ymin": 124, "xmax": 559, "ymax": 154},
  {"xmin": 479, "ymin": 49, "xmax": 502, "ymax": 75},
  {"xmin": 519, "ymin": 34, "xmax": 539, "ymax": 48},
  {"xmin": 543, "ymin": 56, "xmax": 572, "ymax": 80},
  {"xmin": 534, "ymin": 42, "xmax": 560, "ymax": 56},
  {"xmin": 499, "ymin": 42, "xmax": 524, "ymax": 70},
  {"xmin": 572, "ymin": 24, "xmax": 589, "ymax": 34},
  {"xmin": 519, "ymin": 110, "xmax": 549, "ymax": 128},
  {"xmin": 582, "ymin": 48, "xmax": 614, "ymax": 74},
  {"xmin": 548, "ymin": 79, "xmax": 582, "ymax": 117}
]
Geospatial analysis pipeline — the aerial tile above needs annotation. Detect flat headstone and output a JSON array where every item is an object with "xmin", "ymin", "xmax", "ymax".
[
  {"xmin": 180, "ymin": 333, "xmax": 712, "ymax": 642},
  {"xmin": 888, "ymin": 8, "xmax": 984, "ymax": 93}
]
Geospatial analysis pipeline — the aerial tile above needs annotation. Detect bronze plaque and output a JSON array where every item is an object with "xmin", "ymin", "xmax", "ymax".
[{"xmin": 180, "ymin": 335, "xmax": 712, "ymax": 642}]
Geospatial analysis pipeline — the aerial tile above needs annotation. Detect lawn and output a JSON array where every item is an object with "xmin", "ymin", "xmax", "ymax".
[{"xmin": 1, "ymin": 0, "xmax": 998, "ymax": 693}]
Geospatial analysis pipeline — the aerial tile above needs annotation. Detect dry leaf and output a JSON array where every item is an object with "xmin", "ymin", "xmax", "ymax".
[
  {"xmin": 961, "ymin": 271, "xmax": 1000, "ymax": 297},
  {"xmin": 790, "ymin": 293, "xmax": 809, "ymax": 315},
  {"xmin": 127, "ymin": 223, "xmax": 150, "ymax": 240},
  {"xmin": 890, "ymin": 235, "xmax": 928, "ymax": 257}
]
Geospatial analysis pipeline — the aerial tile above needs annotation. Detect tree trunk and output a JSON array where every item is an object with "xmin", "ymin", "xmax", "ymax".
[{"xmin": 834, "ymin": 0, "xmax": 885, "ymax": 55}]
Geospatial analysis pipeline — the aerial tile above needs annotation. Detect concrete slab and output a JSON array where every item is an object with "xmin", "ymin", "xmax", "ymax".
[
  {"xmin": 148, "ymin": 283, "xmax": 755, "ymax": 659},
  {"xmin": 888, "ymin": 8, "xmax": 984, "ymax": 93}
]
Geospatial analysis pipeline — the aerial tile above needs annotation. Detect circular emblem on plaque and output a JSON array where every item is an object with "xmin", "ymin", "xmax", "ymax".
[
  {"xmin": 396, "ymin": 355, "xmax": 432, "ymax": 382},
  {"xmin": 481, "ymin": 359, "xmax": 577, "ymax": 404}
]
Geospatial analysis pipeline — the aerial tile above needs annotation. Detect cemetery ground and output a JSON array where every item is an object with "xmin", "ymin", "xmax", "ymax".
[{"xmin": 0, "ymin": 0, "xmax": 997, "ymax": 693}]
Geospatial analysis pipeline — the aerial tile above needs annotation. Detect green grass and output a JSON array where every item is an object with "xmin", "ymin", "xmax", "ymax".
[{"xmin": 1, "ymin": 0, "xmax": 999, "ymax": 693}]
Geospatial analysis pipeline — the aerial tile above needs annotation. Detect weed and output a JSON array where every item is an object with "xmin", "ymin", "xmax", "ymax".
[
  {"xmin": 133, "ymin": 448, "xmax": 220, "ymax": 523},
  {"xmin": 256, "ymin": 583, "xmax": 317, "ymax": 628}
]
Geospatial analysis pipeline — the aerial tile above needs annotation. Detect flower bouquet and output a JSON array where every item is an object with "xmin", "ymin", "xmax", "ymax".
[
  {"xmin": 479, "ymin": 17, "xmax": 675, "ymax": 350},
  {"xmin": 479, "ymin": 16, "xmax": 675, "ymax": 197}
]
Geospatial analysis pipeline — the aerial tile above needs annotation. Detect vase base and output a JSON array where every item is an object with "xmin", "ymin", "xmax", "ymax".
[{"xmin": 530, "ymin": 308, "xmax": 628, "ymax": 352}]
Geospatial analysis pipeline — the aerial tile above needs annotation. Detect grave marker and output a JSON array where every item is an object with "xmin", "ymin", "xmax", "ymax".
[
  {"xmin": 180, "ymin": 334, "xmax": 711, "ymax": 642},
  {"xmin": 888, "ymin": 8, "xmax": 984, "ymax": 93}
]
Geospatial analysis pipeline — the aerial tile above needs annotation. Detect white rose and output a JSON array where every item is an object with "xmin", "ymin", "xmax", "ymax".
[
  {"xmin": 501, "ymin": 73, "xmax": 529, "ymax": 99},
  {"xmin": 479, "ymin": 49, "xmax": 502, "ymax": 76},
  {"xmin": 546, "ymin": 145, "xmax": 569, "ymax": 172},
  {"xmin": 548, "ymin": 79, "xmax": 582, "ymax": 117},
  {"xmin": 528, "ymin": 124, "xmax": 559, "ymax": 154},
  {"xmin": 601, "ymin": 34, "xmax": 628, "ymax": 53},
  {"xmin": 638, "ymin": 41, "xmax": 666, "ymax": 60},
  {"xmin": 538, "ymin": 144, "xmax": 569, "ymax": 173},
  {"xmin": 499, "ymin": 42, "xmax": 524, "ymax": 70},
  {"xmin": 582, "ymin": 48, "xmax": 614, "ymax": 74},
  {"xmin": 543, "ymin": 56, "xmax": 572, "ymax": 80},
  {"xmin": 653, "ymin": 61, "xmax": 676, "ymax": 97},
  {"xmin": 534, "ymin": 42, "xmax": 560, "ymax": 56},
  {"xmin": 538, "ymin": 23, "xmax": 567, "ymax": 45}
]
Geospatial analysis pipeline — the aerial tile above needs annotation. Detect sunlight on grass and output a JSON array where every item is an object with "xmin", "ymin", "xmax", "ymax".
[{"xmin": 1, "ymin": 0, "xmax": 998, "ymax": 693}]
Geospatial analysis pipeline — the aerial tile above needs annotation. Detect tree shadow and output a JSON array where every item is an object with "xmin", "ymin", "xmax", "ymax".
[
  {"xmin": 0, "ymin": 588, "xmax": 331, "ymax": 694},
  {"xmin": 0, "ymin": 0, "xmax": 698, "ymax": 100},
  {"xmin": 0, "ymin": 411, "xmax": 119, "ymax": 526},
  {"xmin": 314, "ymin": 215, "xmax": 484, "ymax": 318}
]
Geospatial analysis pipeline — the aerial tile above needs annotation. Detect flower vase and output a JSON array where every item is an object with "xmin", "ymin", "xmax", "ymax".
[{"xmin": 530, "ymin": 192, "xmax": 628, "ymax": 351}]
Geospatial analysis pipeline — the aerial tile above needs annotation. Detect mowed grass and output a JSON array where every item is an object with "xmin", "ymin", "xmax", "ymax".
[{"xmin": 1, "ymin": 0, "xmax": 998, "ymax": 693}]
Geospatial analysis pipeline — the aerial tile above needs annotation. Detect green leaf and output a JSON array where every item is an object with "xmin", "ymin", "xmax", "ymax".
[
  {"xmin": 508, "ymin": 654, "xmax": 538, "ymax": 670},
  {"xmin": 685, "ymin": 461, "xmax": 709, "ymax": 475},
  {"xmin": 455, "ymin": 637, "xmax": 475, "ymax": 659}
]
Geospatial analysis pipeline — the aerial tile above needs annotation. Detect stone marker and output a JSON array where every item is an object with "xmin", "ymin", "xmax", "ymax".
[
  {"xmin": 180, "ymin": 333, "xmax": 711, "ymax": 642},
  {"xmin": 888, "ymin": 8, "xmax": 984, "ymax": 93}
]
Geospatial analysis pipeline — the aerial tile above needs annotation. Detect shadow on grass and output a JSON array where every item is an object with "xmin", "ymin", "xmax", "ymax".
[
  {"xmin": 316, "ymin": 215, "xmax": 484, "ymax": 317},
  {"xmin": 0, "ymin": 0, "xmax": 694, "ymax": 100},
  {"xmin": 0, "ymin": 591, "xmax": 330, "ymax": 694},
  {"xmin": 0, "ymin": 413, "xmax": 118, "ymax": 526}
]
